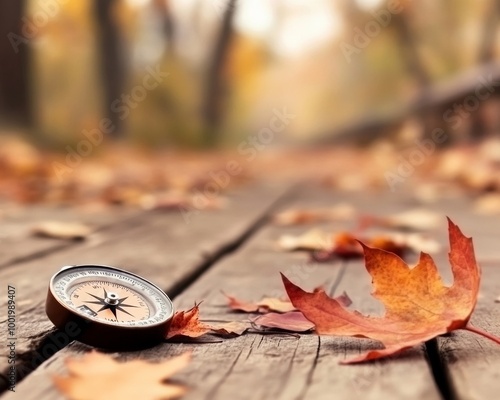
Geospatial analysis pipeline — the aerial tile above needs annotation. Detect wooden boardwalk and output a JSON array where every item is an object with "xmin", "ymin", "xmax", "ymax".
[{"xmin": 0, "ymin": 182, "xmax": 499, "ymax": 400}]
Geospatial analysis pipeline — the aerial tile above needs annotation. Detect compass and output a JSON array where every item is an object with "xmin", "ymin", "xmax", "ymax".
[{"xmin": 46, "ymin": 265, "xmax": 174, "ymax": 349}]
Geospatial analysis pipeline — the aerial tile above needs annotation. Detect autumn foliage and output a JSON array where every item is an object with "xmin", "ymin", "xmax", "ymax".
[{"xmin": 282, "ymin": 218, "xmax": 500, "ymax": 363}]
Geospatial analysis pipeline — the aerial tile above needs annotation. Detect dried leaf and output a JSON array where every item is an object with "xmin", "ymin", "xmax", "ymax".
[
  {"xmin": 253, "ymin": 312, "xmax": 315, "ymax": 332},
  {"xmin": 273, "ymin": 203, "xmax": 356, "ymax": 225},
  {"xmin": 53, "ymin": 351, "xmax": 190, "ymax": 400},
  {"xmin": 362, "ymin": 209, "xmax": 440, "ymax": 231},
  {"xmin": 141, "ymin": 191, "xmax": 227, "ymax": 211},
  {"xmin": 312, "ymin": 231, "xmax": 441, "ymax": 262},
  {"xmin": 224, "ymin": 291, "xmax": 351, "ymax": 316},
  {"xmin": 474, "ymin": 194, "xmax": 500, "ymax": 215},
  {"xmin": 140, "ymin": 191, "xmax": 191, "ymax": 211},
  {"xmin": 311, "ymin": 232, "xmax": 406, "ymax": 262},
  {"xmin": 210, "ymin": 321, "xmax": 250, "ymax": 336},
  {"xmin": 380, "ymin": 232, "xmax": 442, "ymax": 254},
  {"xmin": 278, "ymin": 229, "xmax": 332, "ymax": 251},
  {"xmin": 31, "ymin": 221, "xmax": 92, "ymax": 240},
  {"xmin": 333, "ymin": 292, "xmax": 352, "ymax": 307},
  {"xmin": 167, "ymin": 305, "xmax": 249, "ymax": 339},
  {"xmin": 282, "ymin": 218, "xmax": 498, "ymax": 363},
  {"xmin": 223, "ymin": 293, "xmax": 296, "ymax": 313},
  {"xmin": 166, "ymin": 304, "xmax": 212, "ymax": 339}
]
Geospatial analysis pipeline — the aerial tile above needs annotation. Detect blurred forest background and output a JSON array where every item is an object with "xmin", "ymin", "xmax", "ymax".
[{"xmin": 2, "ymin": 0, "xmax": 500, "ymax": 150}]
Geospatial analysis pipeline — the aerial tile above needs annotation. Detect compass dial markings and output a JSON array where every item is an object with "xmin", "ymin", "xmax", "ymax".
[
  {"xmin": 51, "ymin": 266, "xmax": 172, "ymax": 328},
  {"xmin": 71, "ymin": 281, "xmax": 151, "ymax": 323}
]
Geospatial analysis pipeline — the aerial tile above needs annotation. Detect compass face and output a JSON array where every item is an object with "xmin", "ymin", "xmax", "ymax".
[{"xmin": 50, "ymin": 265, "xmax": 173, "ymax": 328}]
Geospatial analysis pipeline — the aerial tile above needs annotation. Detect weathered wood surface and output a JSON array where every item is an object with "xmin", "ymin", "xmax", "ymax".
[
  {"xmin": 436, "ymin": 264, "xmax": 500, "ymax": 400},
  {"xmin": 0, "ymin": 183, "xmax": 290, "ymax": 390},
  {"xmin": 0, "ymin": 204, "xmax": 138, "ymax": 268},
  {"xmin": 3, "ymin": 186, "xmax": 443, "ymax": 400},
  {"xmin": 2, "ymin": 184, "xmax": 500, "ymax": 400}
]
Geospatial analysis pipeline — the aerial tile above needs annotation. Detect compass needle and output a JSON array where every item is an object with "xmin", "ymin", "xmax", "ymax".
[
  {"xmin": 118, "ymin": 298, "xmax": 140, "ymax": 308},
  {"xmin": 109, "ymin": 306, "xmax": 118, "ymax": 321},
  {"xmin": 116, "ymin": 306, "xmax": 135, "ymax": 317},
  {"xmin": 86, "ymin": 292, "xmax": 105, "ymax": 302}
]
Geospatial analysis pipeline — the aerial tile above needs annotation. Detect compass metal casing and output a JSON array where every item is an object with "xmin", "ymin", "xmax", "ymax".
[{"xmin": 46, "ymin": 264, "xmax": 174, "ymax": 349}]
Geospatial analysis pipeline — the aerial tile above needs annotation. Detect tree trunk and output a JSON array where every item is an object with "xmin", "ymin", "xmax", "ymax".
[
  {"xmin": 94, "ymin": 0, "xmax": 126, "ymax": 137},
  {"xmin": 202, "ymin": 0, "xmax": 237, "ymax": 146},
  {"xmin": 478, "ymin": 0, "xmax": 500, "ymax": 63},
  {"xmin": 392, "ymin": 8, "xmax": 431, "ymax": 88},
  {"xmin": 0, "ymin": 0, "xmax": 32, "ymax": 126},
  {"xmin": 153, "ymin": 0, "xmax": 175, "ymax": 46}
]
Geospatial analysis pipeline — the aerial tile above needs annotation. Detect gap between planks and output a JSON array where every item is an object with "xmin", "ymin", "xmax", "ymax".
[
  {"xmin": 0, "ymin": 182, "xmax": 294, "ymax": 395},
  {"xmin": 2, "ymin": 186, "xmax": 449, "ymax": 400}
]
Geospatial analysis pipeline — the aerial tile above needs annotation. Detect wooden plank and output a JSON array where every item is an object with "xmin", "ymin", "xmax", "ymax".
[
  {"xmin": 390, "ymin": 199, "xmax": 500, "ymax": 399},
  {"xmin": 0, "ymin": 204, "xmax": 138, "ymax": 269},
  {"xmin": 4, "ymin": 186, "xmax": 443, "ymax": 399},
  {"xmin": 435, "ymin": 264, "xmax": 500, "ymax": 400},
  {"xmin": 0, "ymin": 183, "xmax": 290, "ymax": 392}
]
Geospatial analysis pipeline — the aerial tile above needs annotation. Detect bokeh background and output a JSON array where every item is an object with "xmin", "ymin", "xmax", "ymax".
[
  {"xmin": 1, "ymin": 0, "xmax": 500, "ymax": 208},
  {"xmin": 2, "ymin": 0, "xmax": 500, "ymax": 148}
]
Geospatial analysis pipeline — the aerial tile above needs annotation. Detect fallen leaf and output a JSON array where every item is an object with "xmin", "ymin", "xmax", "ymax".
[
  {"xmin": 361, "ymin": 208, "xmax": 440, "ymax": 231},
  {"xmin": 31, "ymin": 221, "xmax": 92, "ymax": 240},
  {"xmin": 273, "ymin": 203, "xmax": 356, "ymax": 225},
  {"xmin": 333, "ymin": 292, "xmax": 352, "ymax": 307},
  {"xmin": 381, "ymin": 232, "xmax": 442, "ymax": 255},
  {"xmin": 253, "ymin": 312, "xmax": 315, "ymax": 332},
  {"xmin": 211, "ymin": 321, "xmax": 250, "ymax": 336},
  {"xmin": 311, "ymin": 232, "xmax": 412, "ymax": 262},
  {"xmin": 166, "ymin": 305, "xmax": 249, "ymax": 339},
  {"xmin": 278, "ymin": 229, "xmax": 332, "ymax": 251},
  {"xmin": 313, "ymin": 231, "xmax": 441, "ymax": 262},
  {"xmin": 140, "ymin": 191, "xmax": 191, "ymax": 210},
  {"xmin": 53, "ymin": 351, "xmax": 190, "ymax": 400},
  {"xmin": 282, "ymin": 218, "xmax": 500, "ymax": 363},
  {"xmin": 474, "ymin": 193, "xmax": 500, "ymax": 215},
  {"xmin": 223, "ymin": 291, "xmax": 351, "ymax": 314},
  {"xmin": 141, "ymin": 191, "xmax": 227, "ymax": 211},
  {"xmin": 223, "ymin": 293, "xmax": 296, "ymax": 313},
  {"xmin": 166, "ymin": 304, "xmax": 212, "ymax": 339},
  {"xmin": 279, "ymin": 230, "xmax": 410, "ymax": 260}
]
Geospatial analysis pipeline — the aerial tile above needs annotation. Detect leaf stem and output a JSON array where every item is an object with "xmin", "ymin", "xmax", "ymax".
[{"xmin": 464, "ymin": 323, "xmax": 500, "ymax": 344}]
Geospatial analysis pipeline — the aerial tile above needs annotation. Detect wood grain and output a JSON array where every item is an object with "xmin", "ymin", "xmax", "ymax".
[
  {"xmin": 3, "ymin": 186, "xmax": 445, "ymax": 400},
  {"xmin": 0, "ymin": 183, "xmax": 290, "ymax": 391},
  {"xmin": 436, "ymin": 264, "xmax": 500, "ymax": 400},
  {"xmin": 0, "ymin": 205, "xmax": 138, "ymax": 269}
]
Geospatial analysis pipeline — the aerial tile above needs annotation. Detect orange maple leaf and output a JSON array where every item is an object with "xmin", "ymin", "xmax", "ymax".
[
  {"xmin": 166, "ymin": 304, "xmax": 250, "ymax": 339},
  {"xmin": 166, "ymin": 304, "xmax": 213, "ymax": 340},
  {"xmin": 53, "ymin": 351, "xmax": 190, "ymax": 400},
  {"xmin": 282, "ymin": 218, "xmax": 500, "ymax": 363}
]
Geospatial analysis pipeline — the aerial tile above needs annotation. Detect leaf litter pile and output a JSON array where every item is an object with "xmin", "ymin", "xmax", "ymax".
[{"xmin": 4, "ymin": 136, "xmax": 500, "ymax": 209}]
